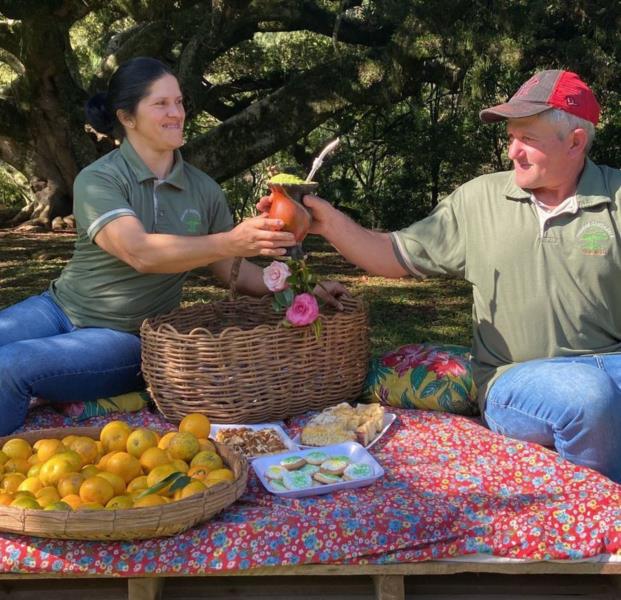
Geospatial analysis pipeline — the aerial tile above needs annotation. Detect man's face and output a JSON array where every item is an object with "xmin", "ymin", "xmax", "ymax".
[{"xmin": 506, "ymin": 114, "xmax": 575, "ymax": 193}]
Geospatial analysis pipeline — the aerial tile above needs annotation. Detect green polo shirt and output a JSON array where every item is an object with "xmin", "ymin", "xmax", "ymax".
[
  {"xmin": 390, "ymin": 159, "xmax": 621, "ymax": 408},
  {"xmin": 50, "ymin": 139, "xmax": 234, "ymax": 332}
]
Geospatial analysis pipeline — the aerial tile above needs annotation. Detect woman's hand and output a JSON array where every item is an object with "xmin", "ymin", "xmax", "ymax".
[
  {"xmin": 313, "ymin": 280, "xmax": 349, "ymax": 311},
  {"xmin": 226, "ymin": 215, "xmax": 296, "ymax": 257}
]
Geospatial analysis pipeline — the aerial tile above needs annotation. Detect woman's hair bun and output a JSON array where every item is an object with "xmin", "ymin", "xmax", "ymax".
[{"xmin": 84, "ymin": 92, "xmax": 115, "ymax": 136}]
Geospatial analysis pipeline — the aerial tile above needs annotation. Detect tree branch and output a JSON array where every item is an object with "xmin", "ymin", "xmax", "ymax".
[{"xmin": 185, "ymin": 51, "xmax": 423, "ymax": 181}]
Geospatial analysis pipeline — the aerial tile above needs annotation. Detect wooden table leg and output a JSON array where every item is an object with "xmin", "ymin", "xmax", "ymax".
[
  {"xmin": 128, "ymin": 577, "xmax": 164, "ymax": 600},
  {"xmin": 372, "ymin": 574, "xmax": 404, "ymax": 600}
]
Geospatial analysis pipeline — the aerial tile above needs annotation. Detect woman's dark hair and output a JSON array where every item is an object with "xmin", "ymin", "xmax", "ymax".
[{"xmin": 85, "ymin": 57, "xmax": 174, "ymax": 138}]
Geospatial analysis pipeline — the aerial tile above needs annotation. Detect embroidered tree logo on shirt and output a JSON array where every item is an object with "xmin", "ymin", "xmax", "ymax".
[
  {"xmin": 181, "ymin": 209, "xmax": 201, "ymax": 233},
  {"xmin": 578, "ymin": 223, "xmax": 612, "ymax": 256}
]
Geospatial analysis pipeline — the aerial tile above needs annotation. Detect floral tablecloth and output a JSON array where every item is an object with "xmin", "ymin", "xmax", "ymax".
[{"xmin": 2, "ymin": 406, "xmax": 620, "ymax": 576}]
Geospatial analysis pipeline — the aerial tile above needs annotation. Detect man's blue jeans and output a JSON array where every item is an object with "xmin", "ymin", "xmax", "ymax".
[
  {"xmin": 485, "ymin": 354, "xmax": 621, "ymax": 483},
  {"xmin": 0, "ymin": 292, "xmax": 143, "ymax": 435}
]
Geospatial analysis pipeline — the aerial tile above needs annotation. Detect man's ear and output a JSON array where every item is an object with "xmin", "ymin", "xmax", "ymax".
[{"xmin": 569, "ymin": 128, "xmax": 588, "ymax": 155}]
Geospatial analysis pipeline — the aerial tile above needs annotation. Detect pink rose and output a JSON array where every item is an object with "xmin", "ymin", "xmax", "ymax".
[
  {"xmin": 263, "ymin": 261, "xmax": 291, "ymax": 292},
  {"xmin": 286, "ymin": 293, "xmax": 319, "ymax": 326}
]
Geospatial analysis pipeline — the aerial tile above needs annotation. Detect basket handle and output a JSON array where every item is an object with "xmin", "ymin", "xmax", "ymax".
[{"xmin": 229, "ymin": 256, "xmax": 242, "ymax": 300}]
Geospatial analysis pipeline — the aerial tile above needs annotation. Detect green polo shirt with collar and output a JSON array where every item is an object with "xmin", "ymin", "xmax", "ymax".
[
  {"xmin": 49, "ymin": 139, "xmax": 234, "ymax": 332},
  {"xmin": 390, "ymin": 158, "xmax": 621, "ymax": 409}
]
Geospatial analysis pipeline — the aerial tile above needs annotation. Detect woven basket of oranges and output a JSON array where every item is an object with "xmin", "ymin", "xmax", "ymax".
[{"xmin": 0, "ymin": 414, "xmax": 247, "ymax": 540}]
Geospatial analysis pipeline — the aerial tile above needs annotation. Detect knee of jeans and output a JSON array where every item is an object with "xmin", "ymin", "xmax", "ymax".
[{"xmin": 0, "ymin": 348, "xmax": 29, "ymax": 435}]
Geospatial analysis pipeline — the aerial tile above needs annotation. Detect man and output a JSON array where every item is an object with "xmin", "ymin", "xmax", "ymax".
[{"xmin": 263, "ymin": 70, "xmax": 621, "ymax": 482}]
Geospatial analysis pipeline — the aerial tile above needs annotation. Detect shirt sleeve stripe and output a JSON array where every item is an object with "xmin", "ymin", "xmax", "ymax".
[
  {"xmin": 87, "ymin": 208, "xmax": 136, "ymax": 240},
  {"xmin": 389, "ymin": 232, "xmax": 427, "ymax": 279}
]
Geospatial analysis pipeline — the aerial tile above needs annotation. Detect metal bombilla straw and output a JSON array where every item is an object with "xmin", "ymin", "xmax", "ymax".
[{"xmin": 305, "ymin": 138, "xmax": 340, "ymax": 182}]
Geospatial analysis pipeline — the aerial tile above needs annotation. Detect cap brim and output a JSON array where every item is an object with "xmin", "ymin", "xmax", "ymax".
[{"xmin": 479, "ymin": 100, "xmax": 551, "ymax": 123}]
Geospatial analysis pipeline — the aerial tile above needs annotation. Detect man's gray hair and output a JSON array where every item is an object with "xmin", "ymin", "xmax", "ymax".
[{"xmin": 541, "ymin": 108, "xmax": 596, "ymax": 153}]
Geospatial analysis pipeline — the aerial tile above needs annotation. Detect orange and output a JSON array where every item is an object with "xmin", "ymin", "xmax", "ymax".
[
  {"xmin": 96, "ymin": 472, "xmax": 126, "ymax": 496},
  {"xmin": 97, "ymin": 450, "xmax": 118, "ymax": 471},
  {"xmin": 81, "ymin": 464, "xmax": 101, "ymax": 479},
  {"xmin": 27, "ymin": 463, "xmax": 42, "ymax": 478},
  {"xmin": 17, "ymin": 477, "xmax": 43, "ymax": 495},
  {"xmin": 166, "ymin": 432, "xmax": 200, "ymax": 462},
  {"xmin": 69, "ymin": 437, "xmax": 99, "ymax": 465},
  {"xmin": 1, "ymin": 473, "xmax": 26, "ymax": 493},
  {"xmin": 2, "ymin": 438, "xmax": 32, "ymax": 460},
  {"xmin": 170, "ymin": 459, "xmax": 189, "ymax": 474},
  {"xmin": 174, "ymin": 480, "xmax": 206, "ymax": 500},
  {"xmin": 56, "ymin": 472, "xmax": 84, "ymax": 497},
  {"xmin": 0, "ymin": 492, "xmax": 13, "ymax": 506},
  {"xmin": 61, "ymin": 434, "xmax": 79, "ymax": 447},
  {"xmin": 4, "ymin": 457, "xmax": 30, "ymax": 475},
  {"xmin": 35, "ymin": 439, "xmax": 66, "ymax": 462},
  {"xmin": 186, "ymin": 465, "xmax": 211, "ymax": 482},
  {"xmin": 105, "ymin": 495, "xmax": 134, "ymax": 510},
  {"xmin": 179, "ymin": 413, "xmax": 211, "ymax": 439},
  {"xmin": 104, "ymin": 452, "xmax": 142, "ymax": 484},
  {"xmin": 0, "ymin": 450, "xmax": 8, "ymax": 466},
  {"xmin": 44, "ymin": 501, "xmax": 72, "ymax": 511},
  {"xmin": 133, "ymin": 494, "xmax": 167, "ymax": 508},
  {"xmin": 35, "ymin": 486, "xmax": 61, "ymax": 507},
  {"xmin": 99, "ymin": 420, "xmax": 132, "ymax": 453},
  {"xmin": 126, "ymin": 475, "xmax": 149, "ymax": 495},
  {"xmin": 126, "ymin": 428, "xmax": 158, "ymax": 458},
  {"xmin": 190, "ymin": 450, "xmax": 223, "ymax": 471},
  {"xmin": 139, "ymin": 447, "xmax": 170, "ymax": 472},
  {"xmin": 204, "ymin": 468, "xmax": 235, "ymax": 487},
  {"xmin": 157, "ymin": 431, "xmax": 176, "ymax": 450},
  {"xmin": 39, "ymin": 454, "xmax": 76, "ymax": 486},
  {"xmin": 10, "ymin": 496, "xmax": 40, "ymax": 509},
  {"xmin": 61, "ymin": 494, "xmax": 82, "ymax": 510},
  {"xmin": 53, "ymin": 450, "xmax": 82, "ymax": 471},
  {"xmin": 145, "ymin": 464, "xmax": 177, "ymax": 494},
  {"xmin": 197, "ymin": 438, "xmax": 216, "ymax": 453},
  {"xmin": 79, "ymin": 476, "xmax": 114, "ymax": 505}
]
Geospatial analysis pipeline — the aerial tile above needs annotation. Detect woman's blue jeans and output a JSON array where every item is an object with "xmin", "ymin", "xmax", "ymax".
[
  {"xmin": 0, "ymin": 292, "xmax": 143, "ymax": 435},
  {"xmin": 485, "ymin": 354, "xmax": 621, "ymax": 483}
]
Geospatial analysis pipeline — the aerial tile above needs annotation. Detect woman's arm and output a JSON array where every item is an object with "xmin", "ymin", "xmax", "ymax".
[{"xmin": 94, "ymin": 214, "xmax": 296, "ymax": 274}]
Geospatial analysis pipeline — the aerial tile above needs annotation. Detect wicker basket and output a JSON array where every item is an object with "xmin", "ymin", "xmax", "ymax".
[
  {"xmin": 141, "ymin": 294, "xmax": 370, "ymax": 423},
  {"xmin": 0, "ymin": 427, "xmax": 248, "ymax": 541}
]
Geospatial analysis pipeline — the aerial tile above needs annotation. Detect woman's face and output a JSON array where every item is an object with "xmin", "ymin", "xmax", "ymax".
[{"xmin": 125, "ymin": 73, "xmax": 185, "ymax": 152}]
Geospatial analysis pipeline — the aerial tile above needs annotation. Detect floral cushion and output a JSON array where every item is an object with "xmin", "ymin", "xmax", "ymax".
[{"xmin": 363, "ymin": 343, "xmax": 478, "ymax": 415}]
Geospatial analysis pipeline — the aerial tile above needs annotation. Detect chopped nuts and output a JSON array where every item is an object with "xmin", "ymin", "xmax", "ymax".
[{"xmin": 214, "ymin": 428, "xmax": 287, "ymax": 457}]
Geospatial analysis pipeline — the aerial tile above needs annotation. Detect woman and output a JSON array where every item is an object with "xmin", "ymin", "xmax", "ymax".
[{"xmin": 0, "ymin": 57, "xmax": 343, "ymax": 435}]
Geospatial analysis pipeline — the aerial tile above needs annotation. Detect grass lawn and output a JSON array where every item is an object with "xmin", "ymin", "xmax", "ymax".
[{"xmin": 0, "ymin": 230, "xmax": 473, "ymax": 355}]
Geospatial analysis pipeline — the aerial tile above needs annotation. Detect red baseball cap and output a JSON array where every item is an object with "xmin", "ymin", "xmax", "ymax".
[{"xmin": 479, "ymin": 70, "xmax": 600, "ymax": 125}]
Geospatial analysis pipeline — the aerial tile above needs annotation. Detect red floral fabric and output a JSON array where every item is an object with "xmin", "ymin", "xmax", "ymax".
[{"xmin": 1, "ymin": 406, "xmax": 620, "ymax": 575}]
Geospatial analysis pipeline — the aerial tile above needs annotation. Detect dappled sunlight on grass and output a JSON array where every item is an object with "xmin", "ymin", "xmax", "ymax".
[{"xmin": 0, "ymin": 231, "xmax": 473, "ymax": 354}]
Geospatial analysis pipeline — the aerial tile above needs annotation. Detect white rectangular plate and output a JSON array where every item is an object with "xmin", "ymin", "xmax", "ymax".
[
  {"xmin": 210, "ymin": 422, "xmax": 297, "ymax": 458},
  {"xmin": 292, "ymin": 412, "xmax": 397, "ymax": 450},
  {"xmin": 252, "ymin": 441, "xmax": 384, "ymax": 499}
]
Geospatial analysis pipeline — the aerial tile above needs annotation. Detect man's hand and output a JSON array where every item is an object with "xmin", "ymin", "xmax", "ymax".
[
  {"xmin": 256, "ymin": 194, "xmax": 335, "ymax": 238},
  {"xmin": 226, "ymin": 215, "xmax": 296, "ymax": 257},
  {"xmin": 313, "ymin": 280, "xmax": 349, "ymax": 311}
]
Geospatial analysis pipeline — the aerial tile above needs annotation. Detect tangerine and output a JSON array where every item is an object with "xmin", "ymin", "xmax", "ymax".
[
  {"xmin": 139, "ymin": 447, "xmax": 170, "ymax": 472},
  {"xmin": 133, "ymin": 494, "xmax": 167, "ymax": 508},
  {"xmin": 105, "ymin": 495, "xmax": 134, "ymax": 510},
  {"xmin": 57, "ymin": 472, "xmax": 84, "ymax": 497},
  {"xmin": 167, "ymin": 432, "xmax": 200, "ymax": 462},
  {"xmin": 105, "ymin": 452, "xmax": 142, "ymax": 483},
  {"xmin": 126, "ymin": 428, "xmax": 158, "ymax": 458},
  {"xmin": 35, "ymin": 439, "xmax": 66, "ymax": 462},
  {"xmin": 96, "ymin": 471, "xmax": 126, "ymax": 496},
  {"xmin": 190, "ymin": 450, "xmax": 223, "ymax": 471},
  {"xmin": 79, "ymin": 476, "xmax": 114, "ymax": 505},
  {"xmin": 2, "ymin": 438, "xmax": 32, "ymax": 460},
  {"xmin": 179, "ymin": 413, "xmax": 211, "ymax": 439},
  {"xmin": 157, "ymin": 431, "xmax": 176, "ymax": 450},
  {"xmin": 100, "ymin": 421, "xmax": 132, "ymax": 453}
]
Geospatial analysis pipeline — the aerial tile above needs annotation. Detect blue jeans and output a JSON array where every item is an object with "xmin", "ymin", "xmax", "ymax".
[
  {"xmin": 0, "ymin": 292, "xmax": 143, "ymax": 435},
  {"xmin": 485, "ymin": 354, "xmax": 621, "ymax": 483}
]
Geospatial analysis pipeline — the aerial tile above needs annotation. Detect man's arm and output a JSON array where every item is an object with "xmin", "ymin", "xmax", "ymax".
[
  {"xmin": 304, "ymin": 195, "xmax": 408, "ymax": 278},
  {"xmin": 94, "ymin": 214, "xmax": 296, "ymax": 274}
]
